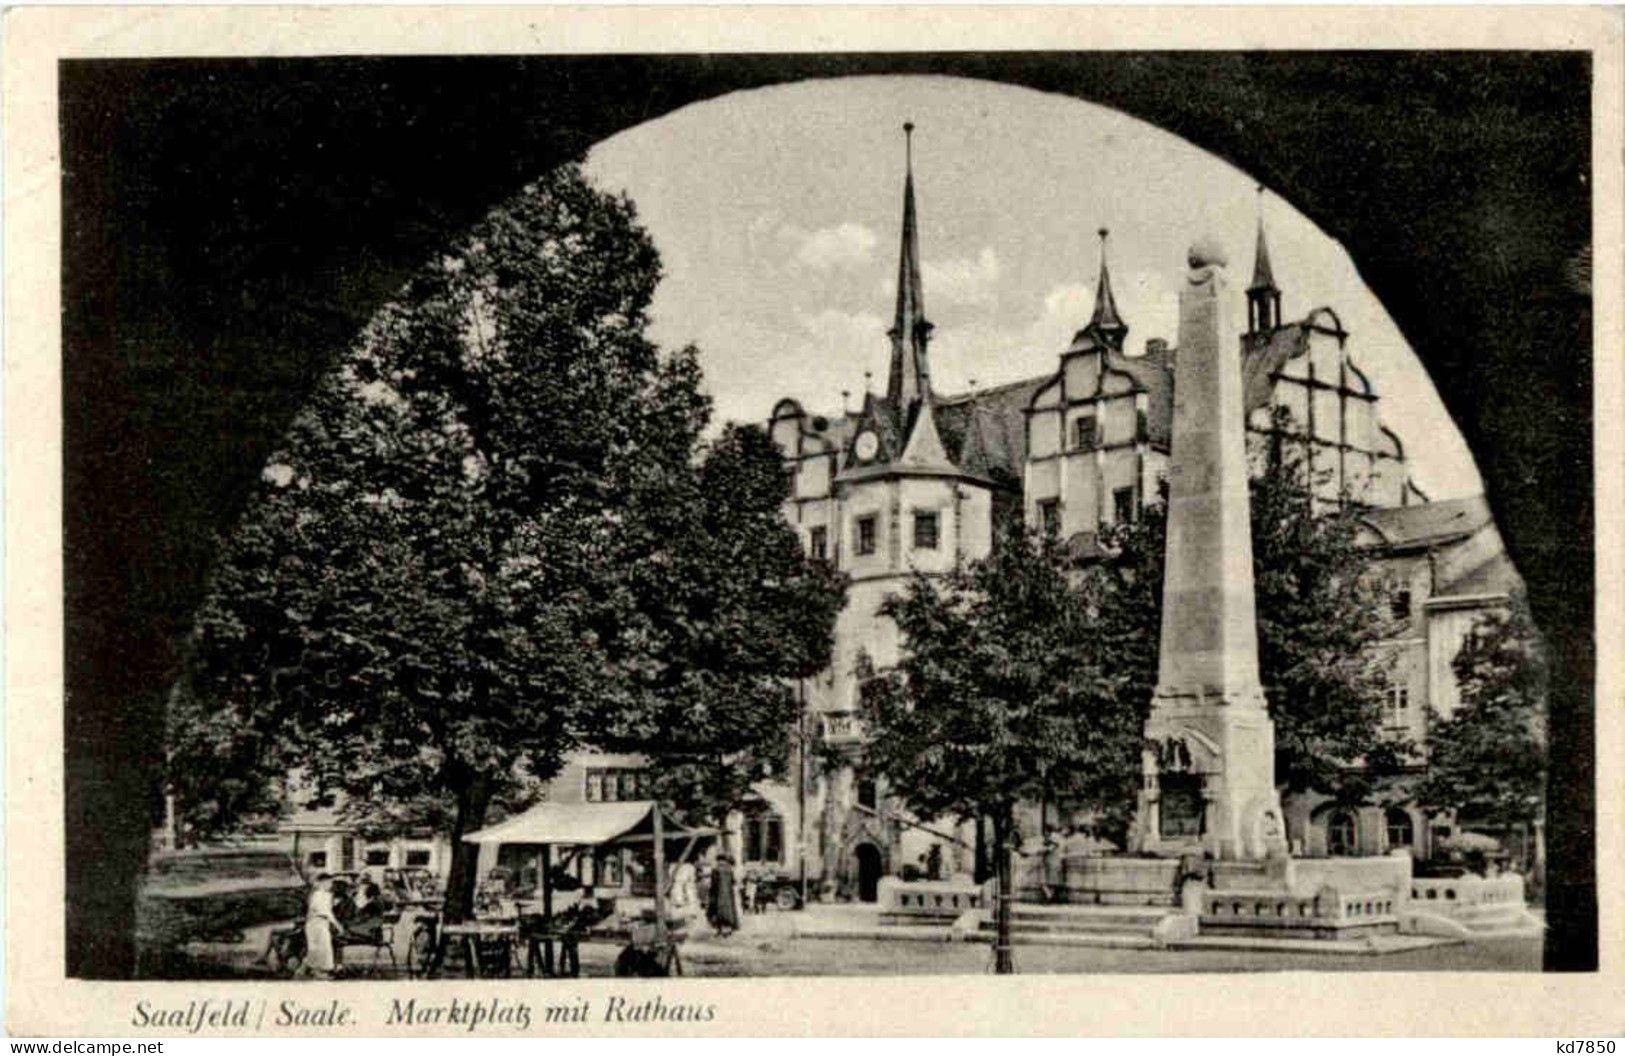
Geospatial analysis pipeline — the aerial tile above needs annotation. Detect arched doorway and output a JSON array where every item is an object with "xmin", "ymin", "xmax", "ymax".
[
  {"xmin": 854, "ymin": 843, "xmax": 883, "ymax": 903},
  {"xmin": 1327, "ymin": 810, "xmax": 1359, "ymax": 857}
]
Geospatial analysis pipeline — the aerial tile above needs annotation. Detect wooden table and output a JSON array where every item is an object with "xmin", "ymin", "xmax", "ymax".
[{"xmin": 431, "ymin": 921, "xmax": 520, "ymax": 978}]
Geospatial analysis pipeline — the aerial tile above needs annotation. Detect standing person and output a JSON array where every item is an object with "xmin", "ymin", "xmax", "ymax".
[
  {"xmin": 708, "ymin": 854, "xmax": 741, "ymax": 937},
  {"xmin": 670, "ymin": 858, "xmax": 698, "ymax": 912},
  {"xmin": 1041, "ymin": 827, "xmax": 1063, "ymax": 904},
  {"xmin": 303, "ymin": 873, "xmax": 339, "ymax": 980}
]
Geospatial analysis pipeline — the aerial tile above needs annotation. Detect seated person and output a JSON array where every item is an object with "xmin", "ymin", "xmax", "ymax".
[{"xmin": 345, "ymin": 881, "xmax": 388, "ymax": 944}]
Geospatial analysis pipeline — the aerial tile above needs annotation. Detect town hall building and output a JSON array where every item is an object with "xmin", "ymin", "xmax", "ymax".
[{"xmin": 748, "ymin": 128, "xmax": 1520, "ymax": 900}]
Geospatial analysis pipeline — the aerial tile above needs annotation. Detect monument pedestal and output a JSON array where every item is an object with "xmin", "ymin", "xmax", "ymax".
[{"xmin": 1135, "ymin": 686, "xmax": 1289, "ymax": 861}]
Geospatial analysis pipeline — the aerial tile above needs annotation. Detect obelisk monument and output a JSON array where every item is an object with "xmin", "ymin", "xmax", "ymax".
[{"xmin": 1136, "ymin": 238, "xmax": 1288, "ymax": 861}]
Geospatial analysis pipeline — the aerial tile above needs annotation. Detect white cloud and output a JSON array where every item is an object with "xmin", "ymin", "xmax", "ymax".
[
  {"xmin": 922, "ymin": 246, "xmax": 1001, "ymax": 308},
  {"xmin": 784, "ymin": 222, "xmax": 879, "ymax": 271}
]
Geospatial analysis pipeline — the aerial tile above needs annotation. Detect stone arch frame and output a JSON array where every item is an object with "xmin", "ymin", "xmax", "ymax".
[{"xmin": 61, "ymin": 53, "xmax": 1594, "ymax": 975}]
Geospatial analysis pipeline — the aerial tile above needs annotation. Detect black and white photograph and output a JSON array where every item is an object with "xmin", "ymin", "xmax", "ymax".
[{"xmin": 6, "ymin": 5, "xmax": 1619, "ymax": 1038}]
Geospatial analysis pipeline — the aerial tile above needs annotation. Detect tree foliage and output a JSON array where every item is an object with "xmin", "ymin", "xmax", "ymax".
[
  {"xmin": 1414, "ymin": 598, "xmax": 1547, "ymax": 829},
  {"xmin": 173, "ymin": 162, "xmax": 842, "ymax": 916}
]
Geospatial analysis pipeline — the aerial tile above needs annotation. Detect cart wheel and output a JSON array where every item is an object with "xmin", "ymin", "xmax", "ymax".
[{"xmin": 776, "ymin": 888, "xmax": 799, "ymax": 911}]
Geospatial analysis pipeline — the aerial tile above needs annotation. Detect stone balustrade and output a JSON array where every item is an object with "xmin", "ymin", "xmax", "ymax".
[
  {"xmin": 877, "ymin": 876, "xmax": 984, "ymax": 924},
  {"xmin": 1400, "ymin": 873, "xmax": 1540, "ymax": 938},
  {"xmin": 1198, "ymin": 884, "xmax": 1399, "ymax": 939},
  {"xmin": 1409, "ymin": 874, "xmax": 1524, "ymax": 908}
]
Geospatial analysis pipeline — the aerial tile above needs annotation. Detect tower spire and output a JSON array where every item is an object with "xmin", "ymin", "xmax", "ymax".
[
  {"xmin": 1088, "ymin": 227, "xmax": 1129, "ymax": 352},
  {"xmin": 886, "ymin": 121, "xmax": 933, "ymax": 411},
  {"xmin": 1247, "ymin": 186, "xmax": 1283, "ymax": 337}
]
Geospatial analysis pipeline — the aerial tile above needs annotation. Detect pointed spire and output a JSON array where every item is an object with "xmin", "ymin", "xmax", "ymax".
[
  {"xmin": 1249, "ymin": 187, "xmax": 1278, "ymax": 293},
  {"xmin": 1246, "ymin": 186, "xmax": 1283, "ymax": 337},
  {"xmin": 886, "ymin": 121, "xmax": 933, "ymax": 410},
  {"xmin": 1088, "ymin": 227, "xmax": 1129, "ymax": 351}
]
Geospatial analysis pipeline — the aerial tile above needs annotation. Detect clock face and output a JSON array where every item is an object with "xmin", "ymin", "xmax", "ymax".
[{"xmin": 854, "ymin": 431, "xmax": 879, "ymax": 461}]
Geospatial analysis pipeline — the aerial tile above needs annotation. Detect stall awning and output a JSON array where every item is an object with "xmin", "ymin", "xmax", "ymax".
[{"xmin": 461, "ymin": 800, "xmax": 717, "ymax": 847}]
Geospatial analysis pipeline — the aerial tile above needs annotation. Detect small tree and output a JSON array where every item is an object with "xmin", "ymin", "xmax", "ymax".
[
  {"xmin": 1415, "ymin": 598, "xmax": 1547, "ymax": 844},
  {"xmin": 861, "ymin": 519, "xmax": 1139, "ymax": 973}
]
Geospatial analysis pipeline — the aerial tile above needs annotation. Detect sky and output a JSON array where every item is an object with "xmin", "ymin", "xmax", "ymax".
[{"xmin": 585, "ymin": 75, "xmax": 1482, "ymax": 500}]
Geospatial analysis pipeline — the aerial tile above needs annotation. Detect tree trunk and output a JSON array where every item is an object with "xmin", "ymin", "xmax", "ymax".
[
  {"xmin": 974, "ymin": 814, "xmax": 988, "ymax": 884},
  {"xmin": 442, "ymin": 770, "xmax": 494, "ymax": 923},
  {"xmin": 992, "ymin": 804, "xmax": 1015, "ymax": 975}
]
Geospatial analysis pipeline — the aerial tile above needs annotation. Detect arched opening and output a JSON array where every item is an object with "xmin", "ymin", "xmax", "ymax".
[
  {"xmin": 56, "ymin": 53, "xmax": 1594, "ymax": 977},
  {"xmin": 1385, "ymin": 807, "xmax": 1415, "ymax": 854},
  {"xmin": 854, "ymin": 843, "xmax": 884, "ymax": 903},
  {"xmin": 1327, "ymin": 810, "xmax": 1359, "ymax": 858}
]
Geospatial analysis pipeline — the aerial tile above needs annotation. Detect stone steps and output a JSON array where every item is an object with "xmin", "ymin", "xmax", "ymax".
[{"xmin": 978, "ymin": 903, "xmax": 1171, "ymax": 938}]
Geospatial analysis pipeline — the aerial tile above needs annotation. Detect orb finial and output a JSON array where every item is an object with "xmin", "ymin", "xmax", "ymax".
[{"xmin": 1188, "ymin": 236, "xmax": 1229, "ymax": 270}]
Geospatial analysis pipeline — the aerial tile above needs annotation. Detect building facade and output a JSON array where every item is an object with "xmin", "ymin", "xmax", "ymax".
[
  {"xmin": 754, "ymin": 137, "xmax": 1519, "ymax": 897},
  {"xmin": 553, "ymin": 135, "xmax": 1521, "ymax": 900}
]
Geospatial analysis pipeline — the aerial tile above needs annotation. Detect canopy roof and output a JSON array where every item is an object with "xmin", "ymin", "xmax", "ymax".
[{"xmin": 462, "ymin": 800, "xmax": 717, "ymax": 847}]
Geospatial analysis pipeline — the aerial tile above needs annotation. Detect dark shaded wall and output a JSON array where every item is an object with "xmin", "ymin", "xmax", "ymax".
[{"xmin": 62, "ymin": 54, "xmax": 1592, "ymax": 977}]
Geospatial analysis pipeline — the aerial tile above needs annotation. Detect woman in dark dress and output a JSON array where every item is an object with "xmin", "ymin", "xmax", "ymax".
[{"xmin": 707, "ymin": 854, "xmax": 741, "ymax": 937}]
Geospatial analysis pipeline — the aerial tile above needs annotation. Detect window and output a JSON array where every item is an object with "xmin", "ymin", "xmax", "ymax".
[
  {"xmin": 742, "ymin": 803, "xmax": 786, "ymax": 864},
  {"xmin": 912, "ymin": 510, "xmax": 939, "ymax": 550},
  {"xmin": 1388, "ymin": 577, "xmax": 1412, "ymax": 622},
  {"xmin": 405, "ymin": 848, "xmax": 431, "ymax": 868},
  {"xmin": 809, "ymin": 525, "xmax": 828, "ymax": 562},
  {"xmin": 364, "ymin": 848, "xmax": 391, "ymax": 867},
  {"xmin": 1385, "ymin": 808, "xmax": 1414, "ymax": 852},
  {"xmin": 1386, "ymin": 678, "xmax": 1410, "ymax": 727},
  {"xmin": 856, "ymin": 515, "xmax": 877, "ymax": 556},
  {"xmin": 1327, "ymin": 810, "xmax": 1358, "ymax": 856},
  {"xmin": 1074, "ymin": 413, "xmax": 1098, "ymax": 451},
  {"xmin": 307, "ymin": 851, "xmax": 328, "ymax": 869},
  {"xmin": 856, "ymin": 776, "xmax": 878, "ymax": 811},
  {"xmin": 586, "ymin": 767, "xmax": 647, "ymax": 803},
  {"xmin": 1113, "ymin": 486, "xmax": 1136, "ymax": 524},
  {"xmin": 1038, "ymin": 499, "xmax": 1060, "ymax": 537}
]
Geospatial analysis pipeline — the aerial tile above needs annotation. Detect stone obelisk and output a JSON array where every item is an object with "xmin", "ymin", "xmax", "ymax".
[{"xmin": 1136, "ymin": 239, "xmax": 1287, "ymax": 862}]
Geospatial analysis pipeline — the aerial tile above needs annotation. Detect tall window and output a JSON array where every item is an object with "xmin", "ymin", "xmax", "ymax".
[
  {"xmin": 1074, "ymin": 413, "xmax": 1098, "ymax": 452},
  {"xmin": 742, "ymin": 803, "xmax": 785, "ymax": 864},
  {"xmin": 1113, "ymin": 486, "xmax": 1136, "ymax": 524},
  {"xmin": 1327, "ymin": 810, "xmax": 1358, "ymax": 856},
  {"xmin": 856, "ymin": 515, "xmax": 877, "ymax": 556},
  {"xmin": 809, "ymin": 525, "xmax": 828, "ymax": 562},
  {"xmin": 856, "ymin": 776, "xmax": 878, "ymax": 810},
  {"xmin": 912, "ymin": 510, "xmax": 939, "ymax": 550},
  {"xmin": 1385, "ymin": 808, "xmax": 1414, "ymax": 852},
  {"xmin": 1038, "ymin": 499, "xmax": 1060, "ymax": 538},
  {"xmin": 1385, "ymin": 677, "xmax": 1410, "ymax": 727}
]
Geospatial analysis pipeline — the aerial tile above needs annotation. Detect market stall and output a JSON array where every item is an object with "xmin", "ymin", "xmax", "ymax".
[{"xmin": 443, "ymin": 800, "xmax": 716, "ymax": 978}]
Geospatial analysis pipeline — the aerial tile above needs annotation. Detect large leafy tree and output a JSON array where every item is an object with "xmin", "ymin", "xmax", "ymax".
[
  {"xmin": 1414, "ymin": 599, "xmax": 1547, "ymax": 834},
  {"xmin": 1087, "ymin": 445, "xmax": 1411, "ymax": 814},
  {"xmin": 176, "ymin": 163, "xmax": 839, "ymax": 919},
  {"xmin": 860, "ymin": 519, "xmax": 1138, "ymax": 973},
  {"xmin": 593, "ymin": 423, "xmax": 847, "ymax": 825}
]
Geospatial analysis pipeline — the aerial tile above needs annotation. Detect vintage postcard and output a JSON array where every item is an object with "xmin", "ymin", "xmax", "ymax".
[{"xmin": 5, "ymin": 4, "xmax": 1622, "ymax": 1039}]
